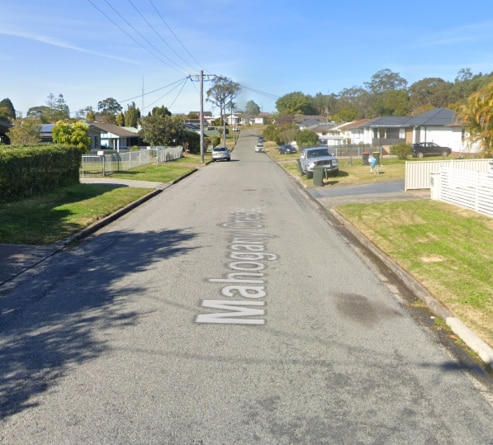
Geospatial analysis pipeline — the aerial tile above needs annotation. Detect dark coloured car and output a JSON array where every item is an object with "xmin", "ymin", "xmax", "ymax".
[
  {"xmin": 412, "ymin": 142, "xmax": 452, "ymax": 158},
  {"xmin": 258, "ymin": 136, "xmax": 265, "ymax": 143},
  {"xmin": 279, "ymin": 144, "xmax": 297, "ymax": 154}
]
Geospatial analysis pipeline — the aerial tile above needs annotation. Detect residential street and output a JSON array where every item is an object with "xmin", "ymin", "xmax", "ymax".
[{"xmin": 1, "ymin": 130, "xmax": 493, "ymax": 444}]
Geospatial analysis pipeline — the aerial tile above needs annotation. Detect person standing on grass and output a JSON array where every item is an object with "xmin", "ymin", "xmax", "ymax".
[{"xmin": 369, "ymin": 153, "xmax": 377, "ymax": 173}]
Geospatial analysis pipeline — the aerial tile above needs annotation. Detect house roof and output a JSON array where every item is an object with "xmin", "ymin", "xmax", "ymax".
[
  {"xmin": 0, "ymin": 119, "xmax": 12, "ymax": 133},
  {"xmin": 90, "ymin": 122, "xmax": 139, "ymax": 137},
  {"xmin": 367, "ymin": 116, "xmax": 411, "ymax": 128},
  {"xmin": 364, "ymin": 108, "xmax": 458, "ymax": 128},
  {"xmin": 338, "ymin": 118, "xmax": 374, "ymax": 131},
  {"xmin": 406, "ymin": 107, "xmax": 458, "ymax": 127}
]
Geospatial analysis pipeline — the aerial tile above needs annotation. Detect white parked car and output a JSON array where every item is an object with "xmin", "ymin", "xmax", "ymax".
[
  {"xmin": 255, "ymin": 143, "xmax": 264, "ymax": 153},
  {"xmin": 299, "ymin": 147, "xmax": 338, "ymax": 179}
]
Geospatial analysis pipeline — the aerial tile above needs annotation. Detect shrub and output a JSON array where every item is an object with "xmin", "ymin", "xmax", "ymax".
[
  {"xmin": 296, "ymin": 129, "xmax": 319, "ymax": 148},
  {"xmin": 0, "ymin": 145, "xmax": 81, "ymax": 203},
  {"xmin": 210, "ymin": 136, "xmax": 220, "ymax": 147},
  {"xmin": 391, "ymin": 143, "xmax": 412, "ymax": 160}
]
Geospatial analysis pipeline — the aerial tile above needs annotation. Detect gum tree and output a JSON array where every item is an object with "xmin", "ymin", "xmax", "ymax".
[{"xmin": 207, "ymin": 76, "xmax": 240, "ymax": 145}]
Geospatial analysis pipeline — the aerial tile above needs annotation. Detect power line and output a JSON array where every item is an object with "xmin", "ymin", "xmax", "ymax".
[
  {"xmin": 118, "ymin": 77, "xmax": 189, "ymax": 104},
  {"xmin": 127, "ymin": 0, "xmax": 199, "ymax": 73},
  {"xmin": 102, "ymin": 0, "xmax": 188, "ymax": 73},
  {"xmin": 148, "ymin": 0, "xmax": 207, "ymax": 73},
  {"xmin": 140, "ymin": 77, "xmax": 189, "ymax": 112},
  {"xmin": 240, "ymin": 84, "xmax": 280, "ymax": 101},
  {"xmin": 86, "ymin": 0, "xmax": 187, "ymax": 73}
]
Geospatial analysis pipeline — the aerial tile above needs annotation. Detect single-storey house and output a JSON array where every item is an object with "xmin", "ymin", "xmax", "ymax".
[
  {"xmin": 90, "ymin": 122, "xmax": 141, "ymax": 151},
  {"xmin": 335, "ymin": 108, "xmax": 477, "ymax": 154}
]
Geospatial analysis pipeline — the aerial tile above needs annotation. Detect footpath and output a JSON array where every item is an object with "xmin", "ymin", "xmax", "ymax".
[{"xmin": 1, "ymin": 176, "xmax": 492, "ymax": 367}]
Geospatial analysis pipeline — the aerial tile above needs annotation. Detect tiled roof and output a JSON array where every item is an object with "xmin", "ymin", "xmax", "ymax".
[{"xmin": 338, "ymin": 118, "xmax": 374, "ymax": 130}]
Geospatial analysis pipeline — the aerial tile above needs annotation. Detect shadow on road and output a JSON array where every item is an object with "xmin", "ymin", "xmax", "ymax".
[{"xmin": 0, "ymin": 227, "xmax": 199, "ymax": 420}]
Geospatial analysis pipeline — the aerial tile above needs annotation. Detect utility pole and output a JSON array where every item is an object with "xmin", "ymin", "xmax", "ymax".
[
  {"xmin": 189, "ymin": 72, "xmax": 216, "ymax": 164},
  {"xmin": 199, "ymin": 70, "xmax": 204, "ymax": 164}
]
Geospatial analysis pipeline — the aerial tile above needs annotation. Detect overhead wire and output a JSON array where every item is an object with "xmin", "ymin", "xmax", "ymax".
[
  {"xmin": 147, "ymin": 0, "xmax": 207, "ymax": 73},
  {"xmin": 127, "ymin": 0, "xmax": 199, "ymax": 73},
  {"xmin": 102, "ymin": 0, "xmax": 189, "ymax": 73},
  {"xmin": 139, "ymin": 77, "xmax": 189, "ymax": 113},
  {"xmin": 118, "ymin": 77, "xmax": 190, "ymax": 106},
  {"xmin": 86, "ymin": 0, "xmax": 187, "ymax": 73}
]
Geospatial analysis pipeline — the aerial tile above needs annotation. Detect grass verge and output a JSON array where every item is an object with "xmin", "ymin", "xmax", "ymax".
[
  {"xmin": 0, "ymin": 185, "xmax": 151, "ymax": 245},
  {"xmin": 0, "ymin": 160, "xmax": 198, "ymax": 245},
  {"xmin": 336, "ymin": 200, "xmax": 493, "ymax": 348}
]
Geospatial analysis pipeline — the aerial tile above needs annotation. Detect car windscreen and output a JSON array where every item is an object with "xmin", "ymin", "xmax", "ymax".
[{"xmin": 307, "ymin": 149, "xmax": 330, "ymax": 158}]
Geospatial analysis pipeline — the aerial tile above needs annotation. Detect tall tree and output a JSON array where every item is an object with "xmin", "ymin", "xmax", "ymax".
[
  {"xmin": 408, "ymin": 77, "xmax": 453, "ymax": 113},
  {"xmin": 97, "ymin": 97, "xmax": 122, "ymax": 123},
  {"xmin": 275, "ymin": 92, "xmax": 316, "ymax": 115},
  {"xmin": 149, "ymin": 105, "xmax": 172, "ymax": 118},
  {"xmin": 45, "ymin": 93, "xmax": 70, "ymax": 121},
  {"xmin": 365, "ymin": 69, "xmax": 409, "ymax": 117},
  {"xmin": 335, "ymin": 87, "xmax": 370, "ymax": 119},
  {"xmin": 124, "ymin": 102, "xmax": 141, "ymax": 127},
  {"xmin": 365, "ymin": 69, "xmax": 408, "ymax": 95},
  {"xmin": 245, "ymin": 100, "xmax": 261, "ymax": 115},
  {"xmin": 0, "ymin": 98, "xmax": 16, "ymax": 121},
  {"xmin": 312, "ymin": 92, "xmax": 337, "ymax": 116},
  {"xmin": 207, "ymin": 76, "xmax": 240, "ymax": 144}
]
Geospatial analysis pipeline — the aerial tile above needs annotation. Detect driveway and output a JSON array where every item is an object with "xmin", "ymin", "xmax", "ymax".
[{"xmin": 308, "ymin": 180, "xmax": 430, "ymax": 208}]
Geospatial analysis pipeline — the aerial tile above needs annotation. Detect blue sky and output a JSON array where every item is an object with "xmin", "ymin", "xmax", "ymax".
[{"xmin": 2, "ymin": 0, "xmax": 493, "ymax": 118}]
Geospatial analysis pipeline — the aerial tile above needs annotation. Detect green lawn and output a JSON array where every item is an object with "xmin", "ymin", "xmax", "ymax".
[
  {"xmin": 0, "ymin": 158, "xmax": 198, "ymax": 245},
  {"xmin": 336, "ymin": 200, "xmax": 493, "ymax": 349},
  {"xmin": 0, "ymin": 184, "xmax": 151, "ymax": 244}
]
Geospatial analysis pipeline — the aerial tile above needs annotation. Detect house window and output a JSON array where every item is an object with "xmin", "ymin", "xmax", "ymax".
[{"xmin": 386, "ymin": 128, "xmax": 399, "ymax": 139}]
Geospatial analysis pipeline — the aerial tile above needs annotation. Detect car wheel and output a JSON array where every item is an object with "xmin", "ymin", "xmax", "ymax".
[
  {"xmin": 418, "ymin": 152, "xmax": 424, "ymax": 158},
  {"xmin": 442, "ymin": 151, "xmax": 449, "ymax": 157}
]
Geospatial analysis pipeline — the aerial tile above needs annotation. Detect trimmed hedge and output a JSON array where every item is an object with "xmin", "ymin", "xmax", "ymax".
[{"xmin": 0, "ymin": 145, "xmax": 81, "ymax": 203}]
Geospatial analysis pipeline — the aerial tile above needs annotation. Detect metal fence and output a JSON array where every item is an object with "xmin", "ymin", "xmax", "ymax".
[
  {"xmin": 80, "ymin": 146, "xmax": 183, "ymax": 177},
  {"xmin": 405, "ymin": 159, "xmax": 492, "ymax": 190},
  {"xmin": 432, "ymin": 168, "xmax": 493, "ymax": 218},
  {"xmin": 326, "ymin": 144, "xmax": 377, "ymax": 158}
]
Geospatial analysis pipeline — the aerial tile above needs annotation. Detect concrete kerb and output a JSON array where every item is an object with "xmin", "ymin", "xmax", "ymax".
[{"xmin": 329, "ymin": 207, "xmax": 493, "ymax": 368}]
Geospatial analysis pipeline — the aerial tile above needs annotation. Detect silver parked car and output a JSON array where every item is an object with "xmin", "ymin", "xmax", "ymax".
[
  {"xmin": 255, "ymin": 143, "xmax": 265, "ymax": 153},
  {"xmin": 212, "ymin": 146, "xmax": 230, "ymax": 161},
  {"xmin": 299, "ymin": 147, "xmax": 339, "ymax": 179}
]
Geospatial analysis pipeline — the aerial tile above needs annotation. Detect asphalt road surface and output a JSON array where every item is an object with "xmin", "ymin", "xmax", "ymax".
[{"xmin": 1, "ymin": 130, "xmax": 493, "ymax": 444}]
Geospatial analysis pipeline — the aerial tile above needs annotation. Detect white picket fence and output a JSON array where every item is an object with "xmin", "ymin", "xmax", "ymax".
[
  {"xmin": 431, "ymin": 168, "xmax": 493, "ymax": 218},
  {"xmin": 405, "ymin": 159, "xmax": 492, "ymax": 190},
  {"xmin": 80, "ymin": 146, "xmax": 183, "ymax": 176}
]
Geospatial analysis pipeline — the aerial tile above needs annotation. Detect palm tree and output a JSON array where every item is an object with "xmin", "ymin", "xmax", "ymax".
[{"xmin": 457, "ymin": 82, "xmax": 493, "ymax": 157}]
